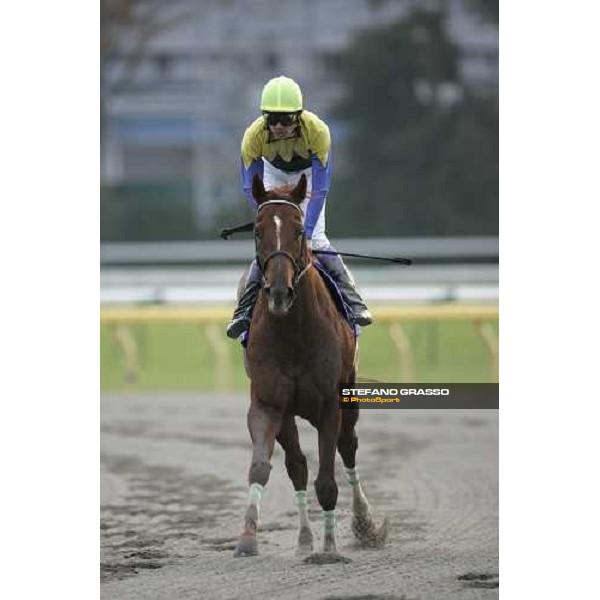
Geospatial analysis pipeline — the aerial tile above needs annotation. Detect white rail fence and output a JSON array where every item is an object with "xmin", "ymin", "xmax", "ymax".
[{"xmin": 101, "ymin": 237, "xmax": 499, "ymax": 304}]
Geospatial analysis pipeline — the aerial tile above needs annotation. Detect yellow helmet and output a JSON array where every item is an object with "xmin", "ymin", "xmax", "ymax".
[{"xmin": 260, "ymin": 76, "xmax": 303, "ymax": 112}]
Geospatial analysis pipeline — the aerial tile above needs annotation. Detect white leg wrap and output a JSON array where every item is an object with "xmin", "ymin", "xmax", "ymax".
[
  {"xmin": 245, "ymin": 483, "xmax": 264, "ymax": 524},
  {"xmin": 323, "ymin": 509, "xmax": 336, "ymax": 534},
  {"xmin": 295, "ymin": 490, "xmax": 307, "ymax": 506},
  {"xmin": 249, "ymin": 482, "xmax": 264, "ymax": 502},
  {"xmin": 248, "ymin": 482, "xmax": 264, "ymax": 520},
  {"xmin": 295, "ymin": 490, "xmax": 310, "ymax": 529},
  {"xmin": 345, "ymin": 466, "xmax": 360, "ymax": 487},
  {"xmin": 345, "ymin": 467, "xmax": 370, "ymax": 512}
]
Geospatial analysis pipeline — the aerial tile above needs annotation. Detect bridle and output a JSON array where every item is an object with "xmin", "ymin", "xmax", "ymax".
[{"xmin": 255, "ymin": 200, "xmax": 312, "ymax": 289}]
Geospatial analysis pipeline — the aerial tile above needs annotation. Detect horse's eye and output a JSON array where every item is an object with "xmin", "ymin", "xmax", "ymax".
[{"xmin": 297, "ymin": 229, "xmax": 304, "ymax": 238}]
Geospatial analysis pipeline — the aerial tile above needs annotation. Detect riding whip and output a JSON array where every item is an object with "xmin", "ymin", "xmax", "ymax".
[{"xmin": 219, "ymin": 222, "xmax": 412, "ymax": 265}]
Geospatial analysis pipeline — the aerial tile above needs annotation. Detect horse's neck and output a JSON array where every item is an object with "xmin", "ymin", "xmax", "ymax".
[
  {"xmin": 287, "ymin": 267, "xmax": 333, "ymax": 327},
  {"xmin": 296, "ymin": 266, "xmax": 328, "ymax": 306}
]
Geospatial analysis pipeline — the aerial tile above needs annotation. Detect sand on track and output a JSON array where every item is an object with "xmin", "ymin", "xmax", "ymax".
[{"xmin": 101, "ymin": 393, "xmax": 498, "ymax": 600}]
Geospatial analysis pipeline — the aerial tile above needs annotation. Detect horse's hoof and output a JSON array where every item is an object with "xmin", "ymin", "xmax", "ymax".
[
  {"xmin": 377, "ymin": 517, "xmax": 390, "ymax": 544},
  {"xmin": 295, "ymin": 543, "xmax": 313, "ymax": 557},
  {"xmin": 233, "ymin": 535, "xmax": 258, "ymax": 557},
  {"xmin": 352, "ymin": 515, "xmax": 389, "ymax": 548},
  {"xmin": 303, "ymin": 552, "xmax": 352, "ymax": 565},
  {"xmin": 296, "ymin": 527, "xmax": 313, "ymax": 555}
]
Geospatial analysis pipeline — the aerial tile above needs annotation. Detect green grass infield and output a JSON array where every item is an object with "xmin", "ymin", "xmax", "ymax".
[{"xmin": 101, "ymin": 319, "xmax": 498, "ymax": 391}]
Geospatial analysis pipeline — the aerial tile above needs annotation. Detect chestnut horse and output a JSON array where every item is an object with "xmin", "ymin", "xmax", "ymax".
[{"xmin": 234, "ymin": 174, "xmax": 387, "ymax": 559}]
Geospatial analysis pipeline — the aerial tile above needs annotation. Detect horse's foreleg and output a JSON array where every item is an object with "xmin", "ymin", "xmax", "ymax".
[
  {"xmin": 277, "ymin": 416, "xmax": 313, "ymax": 555},
  {"xmin": 315, "ymin": 404, "xmax": 341, "ymax": 554},
  {"xmin": 337, "ymin": 405, "xmax": 389, "ymax": 548},
  {"xmin": 234, "ymin": 402, "xmax": 282, "ymax": 558}
]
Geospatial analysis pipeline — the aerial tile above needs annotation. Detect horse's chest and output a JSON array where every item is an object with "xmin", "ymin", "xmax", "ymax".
[{"xmin": 249, "ymin": 350, "xmax": 341, "ymax": 389}]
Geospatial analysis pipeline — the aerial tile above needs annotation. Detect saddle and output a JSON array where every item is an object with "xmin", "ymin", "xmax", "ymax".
[{"xmin": 240, "ymin": 260, "xmax": 360, "ymax": 348}]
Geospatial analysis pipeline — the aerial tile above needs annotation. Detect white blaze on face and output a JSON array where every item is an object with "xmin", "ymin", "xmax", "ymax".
[{"xmin": 273, "ymin": 215, "xmax": 282, "ymax": 250}]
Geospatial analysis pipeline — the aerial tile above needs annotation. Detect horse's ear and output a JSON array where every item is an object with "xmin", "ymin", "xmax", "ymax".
[
  {"xmin": 252, "ymin": 174, "xmax": 267, "ymax": 205},
  {"xmin": 292, "ymin": 174, "xmax": 307, "ymax": 204}
]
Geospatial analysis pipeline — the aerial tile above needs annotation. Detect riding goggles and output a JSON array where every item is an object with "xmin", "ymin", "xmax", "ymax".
[{"xmin": 263, "ymin": 112, "xmax": 298, "ymax": 127}]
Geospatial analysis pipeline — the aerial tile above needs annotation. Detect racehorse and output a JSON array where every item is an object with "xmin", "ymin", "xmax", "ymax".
[{"xmin": 234, "ymin": 174, "xmax": 388, "ymax": 559}]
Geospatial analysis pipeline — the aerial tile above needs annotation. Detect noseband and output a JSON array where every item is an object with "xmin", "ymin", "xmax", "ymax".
[{"xmin": 255, "ymin": 200, "xmax": 311, "ymax": 288}]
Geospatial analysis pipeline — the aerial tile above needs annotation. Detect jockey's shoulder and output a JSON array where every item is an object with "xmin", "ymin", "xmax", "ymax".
[
  {"xmin": 243, "ymin": 115, "xmax": 267, "ymax": 138},
  {"xmin": 299, "ymin": 110, "xmax": 330, "ymax": 137}
]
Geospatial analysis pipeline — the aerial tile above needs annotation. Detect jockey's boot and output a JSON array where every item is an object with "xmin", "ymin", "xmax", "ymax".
[
  {"xmin": 317, "ymin": 247, "xmax": 373, "ymax": 327},
  {"xmin": 226, "ymin": 261, "xmax": 262, "ymax": 339}
]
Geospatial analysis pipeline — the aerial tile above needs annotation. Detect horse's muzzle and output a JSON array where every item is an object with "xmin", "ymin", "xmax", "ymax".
[{"xmin": 265, "ymin": 285, "xmax": 295, "ymax": 315}]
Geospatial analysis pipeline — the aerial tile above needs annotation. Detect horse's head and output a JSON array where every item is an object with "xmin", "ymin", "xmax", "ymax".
[{"xmin": 252, "ymin": 174, "xmax": 310, "ymax": 315}]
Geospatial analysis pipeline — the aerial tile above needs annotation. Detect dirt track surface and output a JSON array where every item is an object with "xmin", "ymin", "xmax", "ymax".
[{"xmin": 101, "ymin": 393, "xmax": 498, "ymax": 599}]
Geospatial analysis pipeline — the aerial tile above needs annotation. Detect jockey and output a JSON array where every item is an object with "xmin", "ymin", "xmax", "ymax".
[{"xmin": 226, "ymin": 75, "xmax": 373, "ymax": 339}]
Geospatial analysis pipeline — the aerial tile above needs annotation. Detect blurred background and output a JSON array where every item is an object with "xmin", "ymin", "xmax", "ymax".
[{"xmin": 100, "ymin": 0, "xmax": 498, "ymax": 390}]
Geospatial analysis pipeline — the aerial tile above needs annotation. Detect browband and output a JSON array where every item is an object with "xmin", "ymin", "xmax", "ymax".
[{"xmin": 257, "ymin": 200, "xmax": 303, "ymax": 214}]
